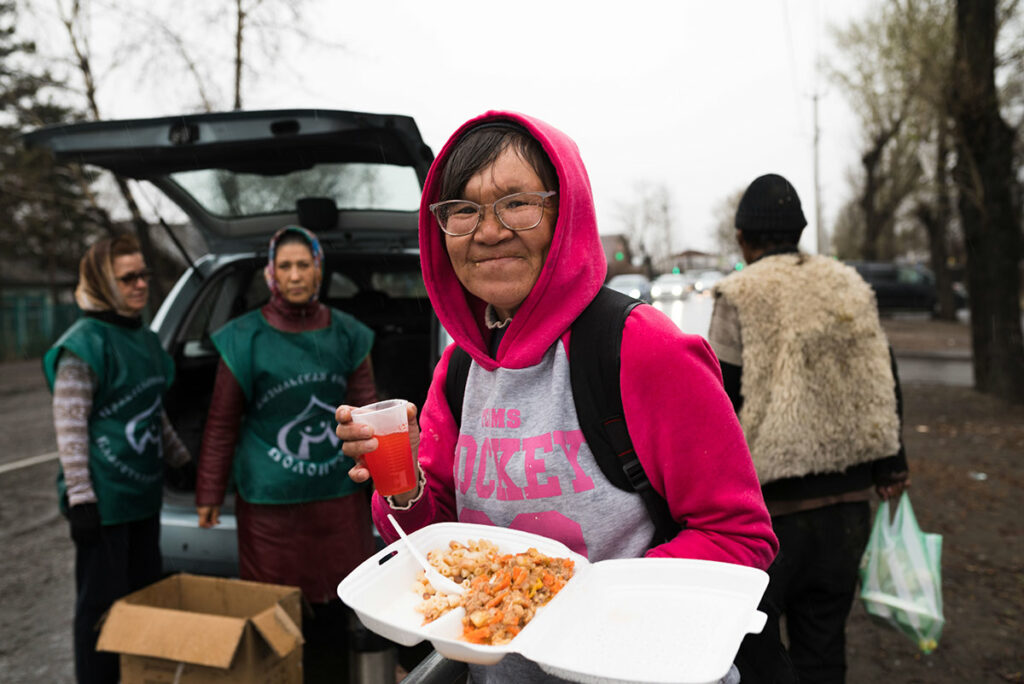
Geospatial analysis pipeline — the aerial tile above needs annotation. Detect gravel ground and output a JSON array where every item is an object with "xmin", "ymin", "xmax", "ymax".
[{"xmin": 845, "ymin": 318, "xmax": 1024, "ymax": 683}]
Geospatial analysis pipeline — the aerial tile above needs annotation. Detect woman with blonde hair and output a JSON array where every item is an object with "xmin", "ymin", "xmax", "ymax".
[{"xmin": 44, "ymin": 233, "xmax": 191, "ymax": 684}]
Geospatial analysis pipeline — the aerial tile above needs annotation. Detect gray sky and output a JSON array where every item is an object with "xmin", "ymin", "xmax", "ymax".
[{"xmin": 33, "ymin": 0, "xmax": 879, "ymax": 255}]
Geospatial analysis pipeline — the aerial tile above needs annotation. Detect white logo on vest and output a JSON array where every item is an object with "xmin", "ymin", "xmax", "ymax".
[
  {"xmin": 277, "ymin": 395, "xmax": 341, "ymax": 461},
  {"xmin": 125, "ymin": 395, "xmax": 163, "ymax": 456}
]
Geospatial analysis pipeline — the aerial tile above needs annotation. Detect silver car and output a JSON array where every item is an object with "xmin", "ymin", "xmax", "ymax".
[
  {"xmin": 26, "ymin": 109, "xmax": 440, "ymax": 576},
  {"xmin": 607, "ymin": 273, "xmax": 653, "ymax": 303},
  {"xmin": 650, "ymin": 272, "xmax": 690, "ymax": 300}
]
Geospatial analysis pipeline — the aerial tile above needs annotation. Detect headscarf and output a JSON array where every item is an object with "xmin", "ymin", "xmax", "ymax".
[
  {"xmin": 263, "ymin": 225, "xmax": 324, "ymax": 302},
  {"xmin": 74, "ymin": 234, "xmax": 142, "ymax": 317}
]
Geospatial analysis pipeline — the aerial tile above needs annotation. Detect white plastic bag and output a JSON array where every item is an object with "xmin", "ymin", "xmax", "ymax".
[{"xmin": 858, "ymin": 492, "xmax": 944, "ymax": 653}]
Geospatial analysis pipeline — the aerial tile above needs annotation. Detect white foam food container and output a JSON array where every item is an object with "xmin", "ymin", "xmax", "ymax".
[{"xmin": 338, "ymin": 522, "xmax": 768, "ymax": 684}]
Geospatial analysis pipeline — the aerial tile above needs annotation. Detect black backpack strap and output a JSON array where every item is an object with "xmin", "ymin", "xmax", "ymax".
[
  {"xmin": 445, "ymin": 346, "xmax": 472, "ymax": 430},
  {"xmin": 569, "ymin": 287, "xmax": 682, "ymax": 546}
]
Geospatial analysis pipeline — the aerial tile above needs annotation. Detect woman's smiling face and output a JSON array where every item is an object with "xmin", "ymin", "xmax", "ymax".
[{"xmin": 443, "ymin": 146, "xmax": 557, "ymax": 320}]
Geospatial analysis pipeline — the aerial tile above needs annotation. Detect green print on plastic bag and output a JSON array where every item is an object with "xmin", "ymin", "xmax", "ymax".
[{"xmin": 858, "ymin": 492, "xmax": 945, "ymax": 653}]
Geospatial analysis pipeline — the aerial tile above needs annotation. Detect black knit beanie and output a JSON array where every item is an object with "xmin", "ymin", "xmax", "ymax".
[{"xmin": 735, "ymin": 174, "xmax": 807, "ymax": 233}]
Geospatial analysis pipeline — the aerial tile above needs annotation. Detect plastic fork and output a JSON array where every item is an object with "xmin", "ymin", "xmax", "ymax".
[{"xmin": 387, "ymin": 514, "xmax": 465, "ymax": 595}]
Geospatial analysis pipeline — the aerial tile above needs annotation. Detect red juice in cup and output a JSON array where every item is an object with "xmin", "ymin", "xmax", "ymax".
[
  {"xmin": 364, "ymin": 431, "xmax": 415, "ymax": 496},
  {"xmin": 351, "ymin": 399, "xmax": 416, "ymax": 497}
]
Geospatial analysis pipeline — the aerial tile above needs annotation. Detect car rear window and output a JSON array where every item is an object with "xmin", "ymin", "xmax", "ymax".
[{"xmin": 170, "ymin": 162, "xmax": 422, "ymax": 218}]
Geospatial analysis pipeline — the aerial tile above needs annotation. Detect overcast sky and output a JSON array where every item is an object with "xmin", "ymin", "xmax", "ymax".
[
  {"xmin": 33, "ymin": 0, "xmax": 880, "ymax": 255},
  {"xmin": 295, "ymin": 0, "xmax": 879, "ymax": 254}
]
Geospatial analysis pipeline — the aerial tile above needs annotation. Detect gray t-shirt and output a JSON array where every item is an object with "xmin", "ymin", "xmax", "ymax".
[
  {"xmin": 457, "ymin": 340, "xmax": 653, "ymax": 684},
  {"xmin": 456, "ymin": 339, "xmax": 653, "ymax": 562}
]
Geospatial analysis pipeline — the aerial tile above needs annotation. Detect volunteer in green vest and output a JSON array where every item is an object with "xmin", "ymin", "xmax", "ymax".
[
  {"xmin": 44, "ymin": 234, "xmax": 192, "ymax": 684},
  {"xmin": 195, "ymin": 225, "xmax": 380, "ymax": 682}
]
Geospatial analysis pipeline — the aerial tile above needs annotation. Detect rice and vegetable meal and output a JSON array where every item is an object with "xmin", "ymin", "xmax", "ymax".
[{"xmin": 414, "ymin": 538, "xmax": 575, "ymax": 645}]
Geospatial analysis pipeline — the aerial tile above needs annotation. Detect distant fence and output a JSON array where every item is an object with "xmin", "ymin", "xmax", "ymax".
[{"xmin": 1, "ymin": 292, "xmax": 80, "ymax": 361}]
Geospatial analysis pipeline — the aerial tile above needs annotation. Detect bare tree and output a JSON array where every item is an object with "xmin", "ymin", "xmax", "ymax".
[
  {"xmin": 831, "ymin": 197, "xmax": 866, "ymax": 260},
  {"xmin": 914, "ymin": 114, "xmax": 959, "ymax": 319},
  {"xmin": 951, "ymin": 0, "xmax": 1024, "ymax": 403},
  {"xmin": 615, "ymin": 182, "xmax": 676, "ymax": 275},
  {"xmin": 895, "ymin": 0, "xmax": 961, "ymax": 319},
  {"xmin": 830, "ymin": 0, "xmax": 976, "ymax": 320},
  {"xmin": 25, "ymin": 0, "xmax": 327, "ymax": 305},
  {"xmin": 830, "ymin": 3, "xmax": 934, "ymax": 262},
  {"xmin": 52, "ymin": 0, "xmax": 170, "ymax": 301},
  {"xmin": 712, "ymin": 188, "xmax": 744, "ymax": 266},
  {"xmin": 0, "ymin": 0, "xmax": 104, "ymax": 303}
]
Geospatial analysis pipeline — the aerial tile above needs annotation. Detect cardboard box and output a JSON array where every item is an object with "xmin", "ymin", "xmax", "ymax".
[{"xmin": 97, "ymin": 573, "xmax": 304, "ymax": 684}]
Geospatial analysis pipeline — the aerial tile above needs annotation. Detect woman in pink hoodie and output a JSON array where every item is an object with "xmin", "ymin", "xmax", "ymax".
[{"xmin": 337, "ymin": 112, "xmax": 777, "ymax": 683}]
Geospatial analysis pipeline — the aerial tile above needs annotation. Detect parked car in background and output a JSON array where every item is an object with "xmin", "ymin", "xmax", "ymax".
[
  {"xmin": 607, "ymin": 273, "xmax": 652, "ymax": 303},
  {"xmin": 846, "ymin": 261, "xmax": 941, "ymax": 314},
  {"xmin": 26, "ymin": 109, "xmax": 439, "ymax": 577},
  {"xmin": 691, "ymin": 270, "xmax": 725, "ymax": 295},
  {"xmin": 650, "ymin": 272, "xmax": 689, "ymax": 300}
]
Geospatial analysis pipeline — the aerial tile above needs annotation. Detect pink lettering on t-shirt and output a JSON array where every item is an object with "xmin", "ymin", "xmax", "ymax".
[
  {"xmin": 553, "ymin": 430, "xmax": 594, "ymax": 493},
  {"xmin": 522, "ymin": 433, "xmax": 562, "ymax": 499},
  {"xmin": 458, "ymin": 508, "xmax": 495, "ymax": 526},
  {"xmin": 508, "ymin": 510, "xmax": 588, "ymax": 557},
  {"xmin": 489, "ymin": 437, "xmax": 524, "ymax": 501},
  {"xmin": 454, "ymin": 434, "xmax": 477, "ymax": 495},
  {"xmin": 475, "ymin": 439, "xmax": 496, "ymax": 499}
]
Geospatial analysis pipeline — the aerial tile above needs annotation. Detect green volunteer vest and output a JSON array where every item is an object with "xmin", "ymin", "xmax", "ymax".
[
  {"xmin": 43, "ymin": 317, "xmax": 175, "ymax": 525},
  {"xmin": 212, "ymin": 308, "xmax": 374, "ymax": 504}
]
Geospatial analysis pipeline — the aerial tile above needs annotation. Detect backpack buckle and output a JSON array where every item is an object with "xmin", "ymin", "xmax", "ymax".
[{"xmin": 620, "ymin": 453, "xmax": 651, "ymax": 492}]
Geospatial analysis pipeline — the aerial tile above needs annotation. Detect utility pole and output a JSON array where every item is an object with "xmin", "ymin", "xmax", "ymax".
[
  {"xmin": 812, "ymin": 0, "xmax": 826, "ymax": 256},
  {"xmin": 813, "ymin": 91, "xmax": 826, "ymax": 256}
]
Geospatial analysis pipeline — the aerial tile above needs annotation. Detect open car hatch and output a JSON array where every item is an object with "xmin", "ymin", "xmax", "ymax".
[{"xmin": 23, "ymin": 109, "xmax": 434, "ymax": 253}]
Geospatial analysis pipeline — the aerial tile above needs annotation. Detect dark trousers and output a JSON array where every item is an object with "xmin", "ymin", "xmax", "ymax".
[
  {"xmin": 736, "ymin": 501, "xmax": 871, "ymax": 684},
  {"xmin": 73, "ymin": 514, "xmax": 162, "ymax": 684},
  {"xmin": 303, "ymin": 600, "xmax": 351, "ymax": 683}
]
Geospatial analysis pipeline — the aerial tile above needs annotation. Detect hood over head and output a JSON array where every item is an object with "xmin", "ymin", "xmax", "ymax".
[{"xmin": 419, "ymin": 111, "xmax": 606, "ymax": 371}]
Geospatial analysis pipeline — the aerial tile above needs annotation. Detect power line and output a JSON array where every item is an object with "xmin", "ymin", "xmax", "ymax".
[{"xmin": 779, "ymin": 0, "xmax": 802, "ymax": 100}]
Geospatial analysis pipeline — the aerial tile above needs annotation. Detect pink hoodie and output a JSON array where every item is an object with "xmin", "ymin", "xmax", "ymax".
[{"xmin": 372, "ymin": 111, "xmax": 777, "ymax": 570}]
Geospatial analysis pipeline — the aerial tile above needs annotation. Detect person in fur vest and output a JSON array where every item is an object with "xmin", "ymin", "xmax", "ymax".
[{"xmin": 707, "ymin": 173, "xmax": 910, "ymax": 684}]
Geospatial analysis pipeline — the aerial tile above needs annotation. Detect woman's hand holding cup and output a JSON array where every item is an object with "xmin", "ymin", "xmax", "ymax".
[{"xmin": 337, "ymin": 399, "xmax": 422, "ymax": 506}]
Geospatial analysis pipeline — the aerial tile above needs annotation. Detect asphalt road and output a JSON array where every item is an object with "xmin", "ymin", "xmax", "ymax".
[{"xmin": 0, "ymin": 359, "xmax": 74, "ymax": 682}]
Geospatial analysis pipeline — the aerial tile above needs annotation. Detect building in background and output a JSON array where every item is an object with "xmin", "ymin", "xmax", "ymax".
[
  {"xmin": 601, "ymin": 234, "xmax": 647, "ymax": 279},
  {"xmin": 654, "ymin": 250, "xmax": 721, "ymax": 275}
]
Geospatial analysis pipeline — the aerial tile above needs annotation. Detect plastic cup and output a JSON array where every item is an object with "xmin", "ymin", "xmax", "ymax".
[{"xmin": 351, "ymin": 399, "xmax": 415, "ymax": 496}]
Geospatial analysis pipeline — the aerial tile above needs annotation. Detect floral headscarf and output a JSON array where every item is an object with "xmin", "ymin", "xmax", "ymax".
[{"xmin": 263, "ymin": 225, "xmax": 324, "ymax": 302}]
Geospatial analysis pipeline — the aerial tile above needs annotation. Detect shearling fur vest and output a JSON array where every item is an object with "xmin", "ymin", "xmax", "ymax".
[{"xmin": 714, "ymin": 253, "xmax": 900, "ymax": 485}]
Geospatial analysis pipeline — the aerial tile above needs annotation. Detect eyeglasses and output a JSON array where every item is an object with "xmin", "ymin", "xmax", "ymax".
[
  {"xmin": 115, "ymin": 269, "xmax": 153, "ymax": 285},
  {"xmin": 429, "ymin": 191, "xmax": 557, "ymax": 237}
]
